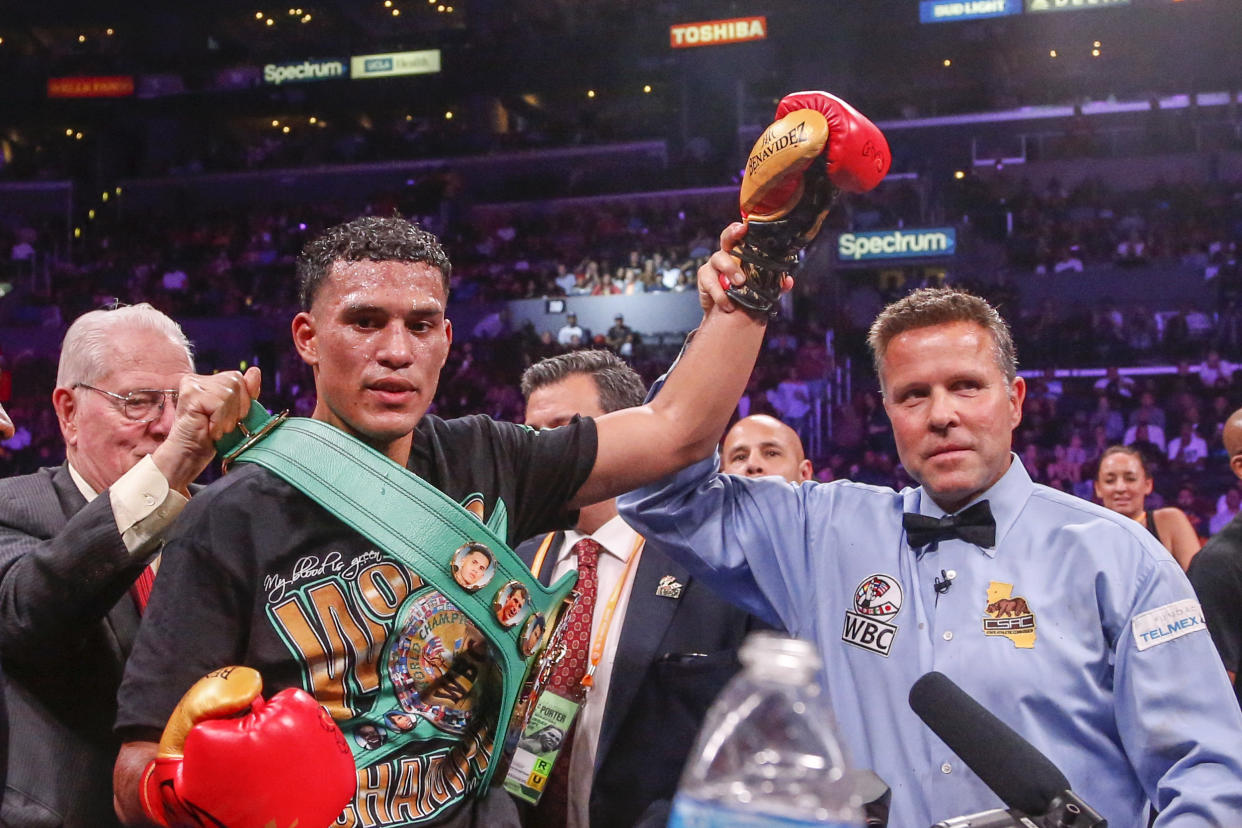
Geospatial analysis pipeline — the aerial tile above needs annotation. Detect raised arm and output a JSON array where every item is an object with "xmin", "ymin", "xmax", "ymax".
[{"xmin": 570, "ymin": 222, "xmax": 780, "ymax": 508}]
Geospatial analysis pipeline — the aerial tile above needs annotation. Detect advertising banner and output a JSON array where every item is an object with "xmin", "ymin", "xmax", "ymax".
[
  {"xmin": 837, "ymin": 228, "xmax": 958, "ymax": 263},
  {"xmin": 1025, "ymin": 0, "xmax": 1130, "ymax": 12},
  {"xmin": 262, "ymin": 58, "xmax": 348, "ymax": 85},
  {"xmin": 920, "ymin": 0, "xmax": 1022, "ymax": 22},
  {"xmin": 350, "ymin": 50, "xmax": 442, "ymax": 80},
  {"xmin": 47, "ymin": 76, "xmax": 135, "ymax": 98},
  {"xmin": 670, "ymin": 16, "xmax": 767, "ymax": 48}
]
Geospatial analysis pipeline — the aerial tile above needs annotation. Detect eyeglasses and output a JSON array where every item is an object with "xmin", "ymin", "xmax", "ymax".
[{"xmin": 73, "ymin": 383, "xmax": 180, "ymax": 423}]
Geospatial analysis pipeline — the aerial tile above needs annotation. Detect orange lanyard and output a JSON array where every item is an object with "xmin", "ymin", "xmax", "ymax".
[{"xmin": 531, "ymin": 531, "xmax": 644, "ymax": 690}]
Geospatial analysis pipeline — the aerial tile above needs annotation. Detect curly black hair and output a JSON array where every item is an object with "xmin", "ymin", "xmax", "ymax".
[{"xmin": 296, "ymin": 215, "xmax": 452, "ymax": 310}]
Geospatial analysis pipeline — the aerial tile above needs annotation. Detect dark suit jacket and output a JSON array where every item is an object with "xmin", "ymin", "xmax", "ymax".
[
  {"xmin": 0, "ymin": 464, "xmax": 154, "ymax": 827},
  {"xmin": 516, "ymin": 528, "xmax": 774, "ymax": 828}
]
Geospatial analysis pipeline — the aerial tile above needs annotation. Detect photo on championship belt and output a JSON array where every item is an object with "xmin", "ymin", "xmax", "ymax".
[{"xmin": 731, "ymin": 91, "xmax": 892, "ymax": 315}]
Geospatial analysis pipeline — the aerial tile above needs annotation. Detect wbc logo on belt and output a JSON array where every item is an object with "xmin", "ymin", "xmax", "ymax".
[{"xmin": 842, "ymin": 574, "xmax": 903, "ymax": 657}]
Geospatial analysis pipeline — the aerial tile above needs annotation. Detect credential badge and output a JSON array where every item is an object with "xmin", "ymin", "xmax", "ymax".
[{"xmin": 842, "ymin": 573, "xmax": 902, "ymax": 657}]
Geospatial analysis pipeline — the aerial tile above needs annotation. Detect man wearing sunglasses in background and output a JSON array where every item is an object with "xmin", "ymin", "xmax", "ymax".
[{"xmin": 0, "ymin": 303, "xmax": 258, "ymax": 827}]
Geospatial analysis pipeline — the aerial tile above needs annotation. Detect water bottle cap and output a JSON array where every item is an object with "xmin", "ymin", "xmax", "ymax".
[{"xmin": 739, "ymin": 631, "xmax": 822, "ymax": 675}]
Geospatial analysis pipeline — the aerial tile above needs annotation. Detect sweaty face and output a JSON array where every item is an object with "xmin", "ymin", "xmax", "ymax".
[
  {"xmin": 293, "ymin": 260, "xmax": 452, "ymax": 463},
  {"xmin": 524, "ymin": 373, "xmax": 606, "ymax": 430},
  {"xmin": 58, "ymin": 329, "xmax": 192, "ymax": 493},
  {"xmin": 721, "ymin": 415, "xmax": 811, "ymax": 483},
  {"xmin": 881, "ymin": 321, "xmax": 1024, "ymax": 513},
  {"xmin": 1094, "ymin": 452, "xmax": 1152, "ymax": 519}
]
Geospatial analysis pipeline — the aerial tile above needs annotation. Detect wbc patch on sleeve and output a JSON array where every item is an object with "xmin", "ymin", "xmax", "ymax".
[{"xmin": 1132, "ymin": 598, "xmax": 1207, "ymax": 651}]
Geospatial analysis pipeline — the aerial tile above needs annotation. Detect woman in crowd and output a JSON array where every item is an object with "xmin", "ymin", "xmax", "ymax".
[{"xmin": 1094, "ymin": 445, "xmax": 1200, "ymax": 570}]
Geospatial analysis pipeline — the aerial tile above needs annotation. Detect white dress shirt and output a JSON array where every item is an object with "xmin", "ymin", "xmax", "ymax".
[
  {"xmin": 69, "ymin": 453, "xmax": 189, "ymax": 558},
  {"xmin": 548, "ymin": 515, "xmax": 643, "ymax": 828}
]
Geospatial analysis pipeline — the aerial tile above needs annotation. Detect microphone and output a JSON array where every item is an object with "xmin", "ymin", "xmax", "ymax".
[
  {"xmin": 908, "ymin": 672, "xmax": 1105, "ymax": 827},
  {"xmin": 933, "ymin": 569, "xmax": 953, "ymax": 596}
]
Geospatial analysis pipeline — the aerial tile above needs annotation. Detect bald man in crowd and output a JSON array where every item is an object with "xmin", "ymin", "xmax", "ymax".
[
  {"xmin": 720, "ymin": 414, "xmax": 813, "ymax": 483},
  {"xmin": 1188, "ymin": 407, "xmax": 1242, "ymax": 707}
]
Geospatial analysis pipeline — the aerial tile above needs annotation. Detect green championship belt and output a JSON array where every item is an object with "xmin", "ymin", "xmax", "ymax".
[{"xmin": 216, "ymin": 403, "xmax": 578, "ymax": 795}]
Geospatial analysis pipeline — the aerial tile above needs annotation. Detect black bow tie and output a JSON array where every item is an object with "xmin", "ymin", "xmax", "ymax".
[{"xmin": 902, "ymin": 501, "xmax": 996, "ymax": 549}]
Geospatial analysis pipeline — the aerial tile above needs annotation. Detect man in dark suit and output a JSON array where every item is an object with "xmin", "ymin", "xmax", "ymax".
[
  {"xmin": 0, "ymin": 303, "xmax": 258, "ymax": 827},
  {"xmin": 517, "ymin": 350, "xmax": 773, "ymax": 828}
]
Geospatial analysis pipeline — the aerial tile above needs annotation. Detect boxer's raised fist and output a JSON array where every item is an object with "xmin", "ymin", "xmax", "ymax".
[
  {"xmin": 141, "ymin": 666, "xmax": 356, "ymax": 828},
  {"xmin": 732, "ymin": 91, "xmax": 890, "ymax": 316}
]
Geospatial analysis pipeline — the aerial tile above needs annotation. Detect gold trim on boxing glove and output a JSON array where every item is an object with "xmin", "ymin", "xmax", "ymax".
[
  {"xmin": 741, "ymin": 109, "xmax": 829, "ymax": 221},
  {"xmin": 158, "ymin": 666, "xmax": 264, "ymax": 758}
]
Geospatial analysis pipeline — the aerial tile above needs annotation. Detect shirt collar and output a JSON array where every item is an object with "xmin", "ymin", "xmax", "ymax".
[
  {"xmin": 67, "ymin": 461, "xmax": 100, "ymax": 503},
  {"xmin": 910, "ymin": 453, "xmax": 1033, "ymax": 558},
  {"xmin": 560, "ymin": 514, "xmax": 641, "ymax": 564}
]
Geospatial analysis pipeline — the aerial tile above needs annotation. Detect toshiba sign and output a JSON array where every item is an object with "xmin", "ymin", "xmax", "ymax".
[{"xmin": 670, "ymin": 16, "xmax": 767, "ymax": 49}]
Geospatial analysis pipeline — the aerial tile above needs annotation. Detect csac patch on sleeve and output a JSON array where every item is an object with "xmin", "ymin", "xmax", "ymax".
[{"xmin": 1132, "ymin": 598, "xmax": 1207, "ymax": 652}]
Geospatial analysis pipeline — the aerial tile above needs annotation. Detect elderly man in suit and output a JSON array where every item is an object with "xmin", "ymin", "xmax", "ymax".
[
  {"xmin": 516, "ymin": 349, "xmax": 772, "ymax": 828},
  {"xmin": 0, "ymin": 303, "xmax": 257, "ymax": 827}
]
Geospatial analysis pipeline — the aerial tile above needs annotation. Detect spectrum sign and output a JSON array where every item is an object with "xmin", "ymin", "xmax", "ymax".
[
  {"xmin": 920, "ymin": 0, "xmax": 1022, "ymax": 22},
  {"xmin": 1025, "ymin": 0, "xmax": 1130, "ymax": 12},
  {"xmin": 670, "ymin": 16, "xmax": 767, "ymax": 48},
  {"xmin": 350, "ymin": 49, "xmax": 442, "ymax": 80},
  {"xmin": 837, "ymin": 228, "xmax": 957, "ymax": 262},
  {"xmin": 262, "ymin": 58, "xmax": 348, "ymax": 85}
]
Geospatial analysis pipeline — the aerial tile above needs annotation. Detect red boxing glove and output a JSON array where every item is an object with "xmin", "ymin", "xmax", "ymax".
[
  {"xmin": 731, "ymin": 90, "xmax": 889, "ymax": 315},
  {"xmin": 742, "ymin": 91, "xmax": 890, "ymax": 222},
  {"xmin": 141, "ymin": 666, "xmax": 356, "ymax": 828},
  {"xmin": 774, "ymin": 90, "xmax": 890, "ymax": 194}
]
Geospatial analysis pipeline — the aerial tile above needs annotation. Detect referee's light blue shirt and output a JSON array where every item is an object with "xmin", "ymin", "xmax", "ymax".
[{"xmin": 618, "ymin": 455, "xmax": 1242, "ymax": 828}]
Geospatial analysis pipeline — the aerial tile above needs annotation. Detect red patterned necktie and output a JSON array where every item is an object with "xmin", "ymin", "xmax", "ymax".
[
  {"xmin": 129, "ymin": 563, "xmax": 156, "ymax": 614},
  {"xmin": 530, "ymin": 537, "xmax": 600, "ymax": 828}
]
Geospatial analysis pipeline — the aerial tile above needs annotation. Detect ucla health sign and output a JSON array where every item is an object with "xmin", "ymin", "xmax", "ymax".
[
  {"xmin": 837, "ymin": 228, "xmax": 957, "ymax": 262},
  {"xmin": 350, "ymin": 50, "xmax": 442, "ymax": 80},
  {"xmin": 919, "ymin": 0, "xmax": 1021, "ymax": 22}
]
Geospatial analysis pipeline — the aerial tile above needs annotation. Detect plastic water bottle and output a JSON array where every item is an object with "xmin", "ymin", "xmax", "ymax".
[{"xmin": 668, "ymin": 631, "xmax": 864, "ymax": 827}]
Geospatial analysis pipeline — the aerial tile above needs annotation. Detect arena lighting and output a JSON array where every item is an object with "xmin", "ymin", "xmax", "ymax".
[
  {"xmin": 255, "ymin": 11, "xmax": 264, "ymax": 19},
  {"xmin": 101, "ymin": 191, "xmax": 108, "ymax": 202},
  {"xmin": 393, "ymin": 8, "xmax": 400, "ymax": 15},
  {"xmin": 77, "ymin": 34, "xmax": 85, "ymax": 43},
  {"xmin": 115, "ymin": 186, "xmax": 121, "ymax": 195},
  {"xmin": 74, "ymin": 227, "xmax": 81, "ymax": 239},
  {"xmin": 106, "ymin": 28, "xmax": 114, "ymax": 35},
  {"xmin": 1050, "ymin": 49, "xmax": 1058, "ymax": 57},
  {"xmin": 266, "ymin": 18, "xmax": 275, "ymax": 25},
  {"xmin": 954, "ymin": 170, "xmax": 966, "ymax": 179},
  {"xmin": 1092, "ymin": 48, "xmax": 1100, "ymax": 56},
  {"xmin": 943, "ymin": 58, "xmax": 952, "ymax": 67},
  {"xmin": 444, "ymin": 110, "xmax": 453, "ymax": 119},
  {"xmin": 587, "ymin": 89, "xmax": 596, "ymax": 98},
  {"xmin": 282, "ymin": 125, "xmax": 291, "ymax": 133},
  {"xmin": 643, "ymin": 84, "xmax": 652, "ymax": 93},
  {"xmin": 271, "ymin": 119, "xmax": 280, "ymax": 127},
  {"xmin": 64, "ymin": 128, "xmax": 73, "ymax": 136},
  {"xmin": 302, "ymin": 14, "xmax": 312, "ymax": 22},
  {"xmin": 384, "ymin": 0, "xmax": 392, "ymax": 6},
  {"xmin": 88, "ymin": 209, "xmax": 95, "ymax": 220},
  {"xmin": 309, "ymin": 116, "xmax": 317, "ymax": 124},
  {"xmin": 74, "ymin": 132, "xmax": 82, "ymax": 140}
]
